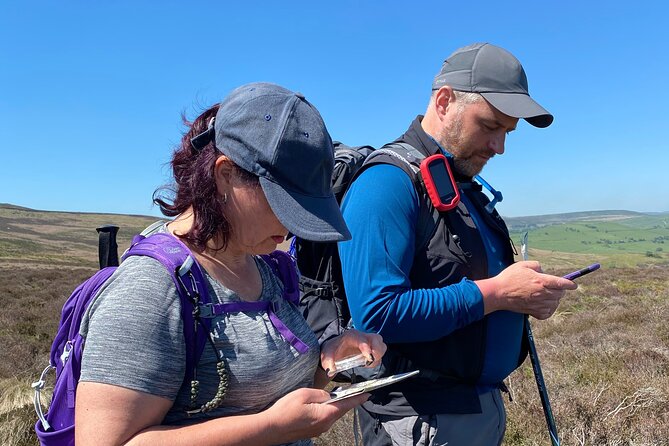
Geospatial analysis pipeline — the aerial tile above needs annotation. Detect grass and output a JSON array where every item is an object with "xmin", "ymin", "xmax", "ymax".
[
  {"xmin": 502, "ymin": 266, "xmax": 669, "ymax": 445},
  {"xmin": 1, "ymin": 266, "xmax": 95, "ymax": 445},
  {"xmin": 316, "ymin": 265, "xmax": 669, "ymax": 445},
  {"xmin": 2, "ymin": 205, "xmax": 669, "ymax": 445}
]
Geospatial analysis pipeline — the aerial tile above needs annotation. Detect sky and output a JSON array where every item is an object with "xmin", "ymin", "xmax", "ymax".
[{"xmin": 1, "ymin": 1, "xmax": 668, "ymax": 218}]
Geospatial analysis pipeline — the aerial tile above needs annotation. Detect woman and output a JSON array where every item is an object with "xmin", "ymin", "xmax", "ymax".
[{"xmin": 75, "ymin": 83, "xmax": 386, "ymax": 445}]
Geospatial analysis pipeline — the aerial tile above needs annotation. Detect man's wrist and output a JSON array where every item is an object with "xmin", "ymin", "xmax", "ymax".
[{"xmin": 475, "ymin": 277, "xmax": 501, "ymax": 315}]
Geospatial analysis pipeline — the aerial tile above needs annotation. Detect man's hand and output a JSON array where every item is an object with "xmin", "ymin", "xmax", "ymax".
[{"xmin": 477, "ymin": 261, "xmax": 578, "ymax": 319}]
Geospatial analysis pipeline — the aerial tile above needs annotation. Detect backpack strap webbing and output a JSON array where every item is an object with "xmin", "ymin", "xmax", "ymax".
[
  {"xmin": 199, "ymin": 250, "xmax": 310, "ymax": 355},
  {"xmin": 123, "ymin": 232, "xmax": 213, "ymax": 390},
  {"xmin": 331, "ymin": 145, "xmax": 375, "ymax": 199},
  {"xmin": 355, "ymin": 141, "xmax": 438, "ymax": 252}
]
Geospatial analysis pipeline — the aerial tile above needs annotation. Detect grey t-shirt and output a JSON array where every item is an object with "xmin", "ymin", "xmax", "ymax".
[{"xmin": 79, "ymin": 237, "xmax": 320, "ymax": 445}]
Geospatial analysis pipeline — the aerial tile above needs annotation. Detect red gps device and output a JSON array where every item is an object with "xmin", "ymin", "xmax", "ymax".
[{"xmin": 420, "ymin": 154, "xmax": 460, "ymax": 212}]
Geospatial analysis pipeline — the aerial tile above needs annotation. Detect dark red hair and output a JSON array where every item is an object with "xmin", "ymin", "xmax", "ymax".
[{"xmin": 153, "ymin": 104, "xmax": 257, "ymax": 252}]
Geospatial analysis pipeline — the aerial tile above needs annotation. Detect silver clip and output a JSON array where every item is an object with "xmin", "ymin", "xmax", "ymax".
[{"xmin": 177, "ymin": 255, "xmax": 195, "ymax": 277}]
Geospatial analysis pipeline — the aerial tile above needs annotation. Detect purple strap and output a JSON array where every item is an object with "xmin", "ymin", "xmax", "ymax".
[
  {"xmin": 260, "ymin": 250, "xmax": 300, "ymax": 305},
  {"xmin": 199, "ymin": 251, "xmax": 309, "ymax": 354},
  {"xmin": 203, "ymin": 300, "xmax": 310, "ymax": 355},
  {"xmin": 127, "ymin": 236, "xmax": 308, "ymax": 355},
  {"xmin": 124, "ymin": 232, "xmax": 213, "ymax": 387},
  {"xmin": 267, "ymin": 310, "xmax": 310, "ymax": 354}
]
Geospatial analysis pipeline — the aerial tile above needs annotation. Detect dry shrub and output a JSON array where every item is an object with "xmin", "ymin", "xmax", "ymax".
[
  {"xmin": 505, "ymin": 265, "xmax": 669, "ymax": 445},
  {"xmin": 0, "ymin": 266, "xmax": 94, "ymax": 446},
  {"xmin": 0, "ymin": 377, "xmax": 44, "ymax": 446},
  {"xmin": 1, "ymin": 404, "xmax": 37, "ymax": 446},
  {"xmin": 2, "ymin": 260, "xmax": 668, "ymax": 446},
  {"xmin": 0, "ymin": 377, "xmax": 36, "ymax": 415},
  {"xmin": 314, "ymin": 407, "xmax": 360, "ymax": 446},
  {"xmin": 0, "ymin": 267, "xmax": 95, "ymax": 379}
]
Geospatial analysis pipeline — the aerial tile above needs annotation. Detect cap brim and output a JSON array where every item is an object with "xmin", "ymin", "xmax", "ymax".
[
  {"xmin": 260, "ymin": 177, "xmax": 351, "ymax": 242},
  {"xmin": 481, "ymin": 92, "xmax": 554, "ymax": 128}
]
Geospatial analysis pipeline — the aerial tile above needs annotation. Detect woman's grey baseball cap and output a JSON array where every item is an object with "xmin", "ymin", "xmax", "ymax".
[
  {"xmin": 214, "ymin": 82, "xmax": 351, "ymax": 242},
  {"xmin": 432, "ymin": 43, "xmax": 553, "ymax": 128}
]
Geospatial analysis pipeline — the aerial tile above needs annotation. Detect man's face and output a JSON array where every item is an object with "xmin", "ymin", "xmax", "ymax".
[{"xmin": 437, "ymin": 97, "xmax": 519, "ymax": 177}]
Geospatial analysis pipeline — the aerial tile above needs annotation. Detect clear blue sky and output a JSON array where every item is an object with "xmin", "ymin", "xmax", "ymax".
[{"xmin": 1, "ymin": 1, "xmax": 667, "ymax": 218}]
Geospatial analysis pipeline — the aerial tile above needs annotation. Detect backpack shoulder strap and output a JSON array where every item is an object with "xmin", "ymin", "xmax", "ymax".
[
  {"xmin": 122, "ymin": 232, "xmax": 212, "ymax": 388},
  {"xmin": 362, "ymin": 142, "xmax": 422, "ymax": 178},
  {"xmin": 331, "ymin": 142, "xmax": 376, "ymax": 201},
  {"xmin": 260, "ymin": 250, "xmax": 300, "ymax": 305},
  {"xmin": 259, "ymin": 251, "xmax": 311, "ymax": 353},
  {"xmin": 357, "ymin": 142, "xmax": 437, "ymax": 252},
  {"xmin": 49, "ymin": 267, "xmax": 117, "ymax": 369}
]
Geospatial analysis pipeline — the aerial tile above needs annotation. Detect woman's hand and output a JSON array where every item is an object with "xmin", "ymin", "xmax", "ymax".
[
  {"xmin": 263, "ymin": 387, "xmax": 368, "ymax": 443},
  {"xmin": 319, "ymin": 329, "xmax": 386, "ymax": 380}
]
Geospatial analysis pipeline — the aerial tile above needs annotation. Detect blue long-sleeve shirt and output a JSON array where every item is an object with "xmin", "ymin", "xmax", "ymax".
[
  {"xmin": 339, "ymin": 164, "xmax": 484, "ymax": 342},
  {"xmin": 339, "ymin": 163, "xmax": 522, "ymax": 386}
]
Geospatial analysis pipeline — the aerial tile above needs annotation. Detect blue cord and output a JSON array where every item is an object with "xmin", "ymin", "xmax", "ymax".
[{"xmin": 474, "ymin": 175, "xmax": 503, "ymax": 213}]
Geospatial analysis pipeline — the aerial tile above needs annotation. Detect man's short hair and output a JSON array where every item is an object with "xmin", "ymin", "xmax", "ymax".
[{"xmin": 453, "ymin": 90, "xmax": 483, "ymax": 105}]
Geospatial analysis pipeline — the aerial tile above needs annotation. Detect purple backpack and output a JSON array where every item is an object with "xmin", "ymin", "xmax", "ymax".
[{"xmin": 32, "ymin": 231, "xmax": 303, "ymax": 446}]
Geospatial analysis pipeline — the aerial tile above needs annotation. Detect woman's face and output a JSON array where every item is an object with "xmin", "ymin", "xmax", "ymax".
[{"xmin": 219, "ymin": 159, "xmax": 288, "ymax": 255}]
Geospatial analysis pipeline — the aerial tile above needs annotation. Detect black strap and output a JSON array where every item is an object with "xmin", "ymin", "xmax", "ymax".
[{"xmin": 359, "ymin": 142, "xmax": 437, "ymax": 252}]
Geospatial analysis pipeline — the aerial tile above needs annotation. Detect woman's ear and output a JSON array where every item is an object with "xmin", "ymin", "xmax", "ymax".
[{"xmin": 214, "ymin": 155, "xmax": 235, "ymax": 190}]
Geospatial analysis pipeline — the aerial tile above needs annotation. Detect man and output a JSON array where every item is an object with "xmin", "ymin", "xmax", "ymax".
[{"xmin": 338, "ymin": 43, "xmax": 578, "ymax": 445}]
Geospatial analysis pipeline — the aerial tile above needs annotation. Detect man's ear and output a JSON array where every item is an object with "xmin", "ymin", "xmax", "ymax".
[{"xmin": 433, "ymin": 86, "xmax": 456, "ymax": 118}]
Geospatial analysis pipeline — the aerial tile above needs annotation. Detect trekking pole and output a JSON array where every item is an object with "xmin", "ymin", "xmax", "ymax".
[
  {"xmin": 521, "ymin": 232, "xmax": 560, "ymax": 446},
  {"xmin": 96, "ymin": 225, "xmax": 120, "ymax": 269}
]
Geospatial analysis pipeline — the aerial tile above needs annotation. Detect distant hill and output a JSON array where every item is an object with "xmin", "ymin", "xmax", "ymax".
[
  {"xmin": 0, "ymin": 203, "xmax": 158, "ymax": 268},
  {"xmin": 503, "ymin": 210, "xmax": 669, "ymax": 268},
  {"xmin": 503, "ymin": 210, "xmax": 650, "ymax": 232},
  {"xmin": 2, "ymin": 204, "xmax": 668, "ymax": 270}
]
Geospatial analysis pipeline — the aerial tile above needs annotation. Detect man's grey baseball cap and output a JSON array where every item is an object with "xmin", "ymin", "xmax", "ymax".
[
  {"xmin": 214, "ymin": 82, "xmax": 351, "ymax": 242},
  {"xmin": 432, "ymin": 43, "xmax": 553, "ymax": 128}
]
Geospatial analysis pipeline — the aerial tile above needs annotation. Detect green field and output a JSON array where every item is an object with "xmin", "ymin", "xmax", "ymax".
[{"xmin": 506, "ymin": 212, "xmax": 669, "ymax": 269}]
